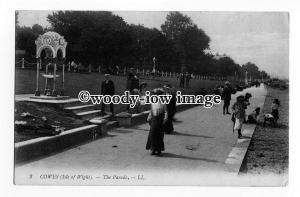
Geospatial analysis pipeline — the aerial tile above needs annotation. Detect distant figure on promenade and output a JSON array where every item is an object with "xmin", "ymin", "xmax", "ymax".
[
  {"xmin": 71, "ymin": 61, "xmax": 78, "ymax": 72},
  {"xmin": 100, "ymin": 74, "xmax": 115, "ymax": 116},
  {"xmin": 146, "ymin": 88, "xmax": 168, "ymax": 156},
  {"xmin": 131, "ymin": 74, "xmax": 140, "ymax": 93},
  {"xmin": 126, "ymin": 68, "xmax": 135, "ymax": 92},
  {"xmin": 163, "ymin": 84, "xmax": 176, "ymax": 134},
  {"xmin": 222, "ymin": 81, "xmax": 232, "ymax": 115},
  {"xmin": 115, "ymin": 65, "xmax": 120, "ymax": 75},
  {"xmin": 213, "ymin": 85, "xmax": 221, "ymax": 95},
  {"xmin": 146, "ymin": 70, "xmax": 150, "ymax": 76},
  {"xmin": 232, "ymin": 95, "xmax": 246, "ymax": 138},
  {"xmin": 185, "ymin": 73, "xmax": 191, "ymax": 88},
  {"xmin": 179, "ymin": 73, "xmax": 185, "ymax": 88},
  {"xmin": 219, "ymin": 85, "xmax": 224, "ymax": 95},
  {"xmin": 271, "ymin": 98, "xmax": 280, "ymax": 125}
]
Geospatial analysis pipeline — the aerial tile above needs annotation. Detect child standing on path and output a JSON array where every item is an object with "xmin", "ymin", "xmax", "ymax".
[{"xmin": 232, "ymin": 95, "xmax": 246, "ymax": 139}]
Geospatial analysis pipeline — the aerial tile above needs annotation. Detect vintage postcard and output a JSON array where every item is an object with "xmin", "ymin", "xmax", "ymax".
[{"xmin": 14, "ymin": 10, "xmax": 289, "ymax": 186}]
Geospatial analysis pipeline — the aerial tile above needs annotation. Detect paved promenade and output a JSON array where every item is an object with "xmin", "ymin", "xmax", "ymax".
[{"xmin": 15, "ymin": 85, "xmax": 267, "ymax": 185}]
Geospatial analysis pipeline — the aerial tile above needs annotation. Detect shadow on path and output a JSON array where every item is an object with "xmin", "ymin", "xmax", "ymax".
[
  {"xmin": 240, "ymin": 135, "xmax": 251, "ymax": 139},
  {"xmin": 110, "ymin": 129, "xmax": 134, "ymax": 134},
  {"xmin": 173, "ymin": 119, "xmax": 183, "ymax": 123},
  {"xmin": 162, "ymin": 152, "xmax": 219, "ymax": 163},
  {"xmin": 126, "ymin": 127, "xmax": 149, "ymax": 132},
  {"xmin": 104, "ymin": 134, "xmax": 118, "ymax": 137},
  {"xmin": 168, "ymin": 131, "xmax": 215, "ymax": 139}
]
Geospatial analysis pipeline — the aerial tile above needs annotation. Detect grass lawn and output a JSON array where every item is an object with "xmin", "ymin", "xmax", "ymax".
[
  {"xmin": 16, "ymin": 69, "xmax": 239, "ymax": 113},
  {"xmin": 15, "ymin": 69, "xmax": 238, "ymax": 98}
]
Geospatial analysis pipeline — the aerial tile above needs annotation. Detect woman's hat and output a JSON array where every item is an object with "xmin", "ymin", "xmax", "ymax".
[
  {"xmin": 225, "ymin": 81, "xmax": 230, "ymax": 85},
  {"xmin": 163, "ymin": 84, "xmax": 173, "ymax": 89},
  {"xmin": 152, "ymin": 88, "xmax": 164, "ymax": 95},
  {"xmin": 104, "ymin": 74, "xmax": 110, "ymax": 77},
  {"xmin": 237, "ymin": 95, "xmax": 244, "ymax": 101},
  {"xmin": 245, "ymin": 93, "xmax": 252, "ymax": 98},
  {"xmin": 132, "ymin": 88, "xmax": 139, "ymax": 93},
  {"xmin": 255, "ymin": 107, "xmax": 261, "ymax": 112}
]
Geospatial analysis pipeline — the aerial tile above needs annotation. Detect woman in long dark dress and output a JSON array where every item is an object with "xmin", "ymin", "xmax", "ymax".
[{"xmin": 146, "ymin": 88, "xmax": 168, "ymax": 156}]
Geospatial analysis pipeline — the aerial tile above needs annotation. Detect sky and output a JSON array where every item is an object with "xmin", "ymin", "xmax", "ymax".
[{"xmin": 18, "ymin": 11, "xmax": 289, "ymax": 79}]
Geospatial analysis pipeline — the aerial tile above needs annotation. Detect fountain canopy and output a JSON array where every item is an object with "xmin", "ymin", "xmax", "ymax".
[{"xmin": 35, "ymin": 31, "xmax": 67, "ymax": 59}]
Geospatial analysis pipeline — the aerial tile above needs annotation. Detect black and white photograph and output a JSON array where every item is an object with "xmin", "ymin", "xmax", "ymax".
[
  {"xmin": 12, "ymin": 9, "xmax": 290, "ymax": 186},
  {"xmin": 1, "ymin": 0, "xmax": 299, "ymax": 194}
]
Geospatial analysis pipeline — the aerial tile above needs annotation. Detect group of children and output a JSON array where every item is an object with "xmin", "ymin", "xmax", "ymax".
[{"xmin": 231, "ymin": 93, "xmax": 280, "ymax": 139}]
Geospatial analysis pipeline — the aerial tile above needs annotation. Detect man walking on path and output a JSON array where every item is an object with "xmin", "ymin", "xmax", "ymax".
[
  {"xmin": 222, "ymin": 81, "xmax": 232, "ymax": 115},
  {"xmin": 179, "ymin": 73, "xmax": 185, "ymax": 88},
  {"xmin": 185, "ymin": 72, "xmax": 191, "ymax": 88},
  {"xmin": 101, "ymin": 74, "xmax": 115, "ymax": 116},
  {"xmin": 131, "ymin": 74, "xmax": 140, "ymax": 93},
  {"xmin": 126, "ymin": 68, "xmax": 135, "ymax": 92},
  {"xmin": 163, "ymin": 84, "xmax": 177, "ymax": 134}
]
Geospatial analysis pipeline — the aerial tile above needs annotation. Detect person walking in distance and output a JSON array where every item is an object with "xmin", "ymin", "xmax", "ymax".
[
  {"xmin": 163, "ymin": 84, "xmax": 176, "ymax": 134},
  {"xmin": 222, "ymin": 81, "xmax": 232, "ymax": 115},
  {"xmin": 126, "ymin": 68, "xmax": 135, "ymax": 92},
  {"xmin": 179, "ymin": 73, "xmax": 185, "ymax": 88},
  {"xmin": 131, "ymin": 74, "xmax": 140, "ymax": 93},
  {"xmin": 185, "ymin": 72, "xmax": 191, "ymax": 88},
  {"xmin": 100, "ymin": 74, "xmax": 115, "ymax": 116}
]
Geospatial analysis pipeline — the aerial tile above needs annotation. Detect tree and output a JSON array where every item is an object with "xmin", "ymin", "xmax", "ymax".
[
  {"xmin": 15, "ymin": 24, "xmax": 45, "ymax": 59},
  {"xmin": 260, "ymin": 70, "xmax": 270, "ymax": 79},
  {"xmin": 128, "ymin": 25, "xmax": 180, "ymax": 71},
  {"xmin": 47, "ymin": 11, "xmax": 181, "ymax": 71},
  {"xmin": 215, "ymin": 56, "xmax": 240, "ymax": 77},
  {"xmin": 32, "ymin": 24, "xmax": 44, "ymax": 35},
  {"xmin": 161, "ymin": 12, "xmax": 194, "ymax": 40},
  {"xmin": 242, "ymin": 62, "xmax": 261, "ymax": 79},
  {"xmin": 161, "ymin": 12, "xmax": 210, "ymax": 72},
  {"xmin": 47, "ymin": 11, "xmax": 133, "ymax": 68}
]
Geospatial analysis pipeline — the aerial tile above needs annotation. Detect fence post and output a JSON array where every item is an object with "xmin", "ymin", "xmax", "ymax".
[
  {"xmin": 61, "ymin": 63, "xmax": 65, "ymax": 96},
  {"xmin": 34, "ymin": 59, "xmax": 40, "ymax": 96},
  {"xmin": 68, "ymin": 62, "xmax": 71, "ymax": 72},
  {"xmin": 44, "ymin": 63, "xmax": 49, "ymax": 95},
  {"xmin": 39, "ymin": 59, "xmax": 42, "ymax": 70},
  {"xmin": 52, "ymin": 62, "xmax": 57, "ymax": 96},
  {"xmin": 21, "ymin": 58, "xmax": 25, "ymax": 69}
]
